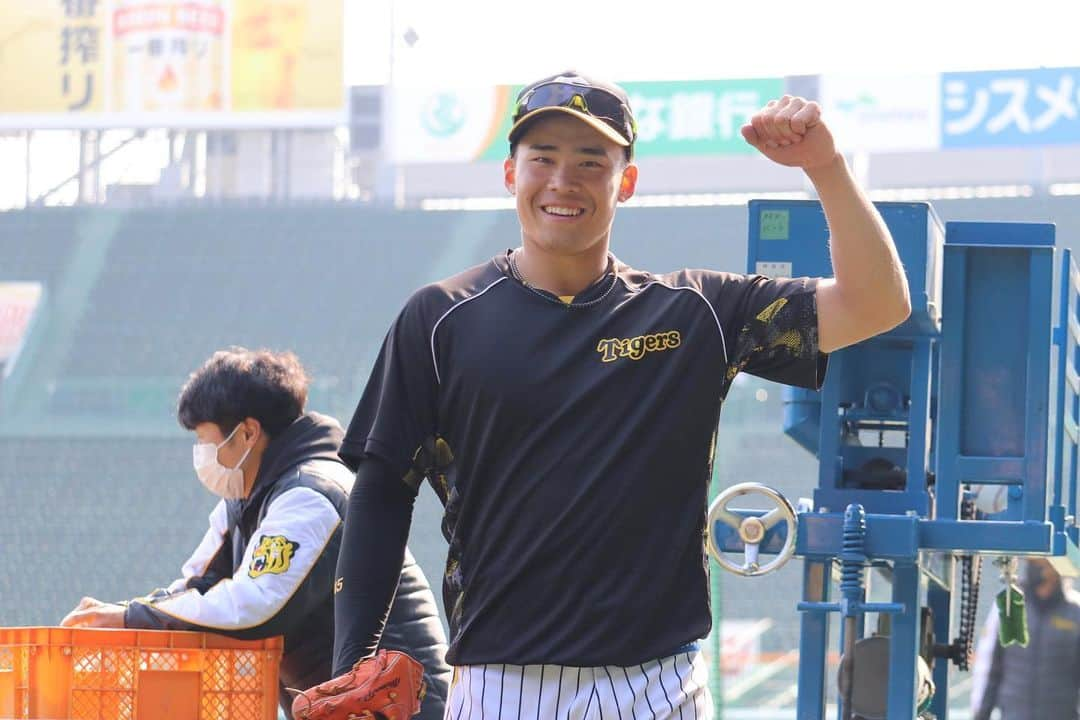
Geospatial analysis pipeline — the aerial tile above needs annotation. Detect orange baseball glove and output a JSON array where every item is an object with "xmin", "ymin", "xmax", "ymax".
[{"xmin": 291, "ymin": 650, "xmax": 426, "ymax": 720}]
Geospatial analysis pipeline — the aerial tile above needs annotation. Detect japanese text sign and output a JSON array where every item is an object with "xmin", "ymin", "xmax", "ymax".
[{"xmin": 941, "ymin": 67, "xmax": 1080, "ymax": 148}]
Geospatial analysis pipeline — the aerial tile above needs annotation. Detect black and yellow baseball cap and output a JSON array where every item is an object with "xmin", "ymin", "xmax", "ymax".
[{"xmin": 508, "ymin": 71, "xmax": 638, "ymax": 150}]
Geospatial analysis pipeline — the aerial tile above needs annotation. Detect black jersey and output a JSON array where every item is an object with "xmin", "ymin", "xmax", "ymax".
[{"xmin": 342, "ymin": 251, "xmax": 826, "ymax": 667}]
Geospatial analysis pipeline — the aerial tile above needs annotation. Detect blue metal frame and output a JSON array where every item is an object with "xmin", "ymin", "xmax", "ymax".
[
  {"xmin": 728, "ymin": 203, "xmax": 1080, "ymax": 719},
  {"xmin": 711, "ymin": 514, "xmax": 1053, "ymax": 560},
  {"xmin": 1052, "ymin": 248, "xmax": 1080, "ymax": 562},
  {"xmin": 754, "ymin": 203, "xmax": 946, "ymax": 519},
  {"xmin": 796, "ymin": 559, "xmax": 831, "ymax": 719},
  {"xmin": 935, "ymin": 223, "xmax": 1055, "ymax": 526},
  {"xmin": 926, "ymin": 566, "xmax": 952, "ymax": 719}
]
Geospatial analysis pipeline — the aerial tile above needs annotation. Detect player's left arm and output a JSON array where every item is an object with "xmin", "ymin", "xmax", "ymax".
[{"xmin": 743, "ymin": 96, "xmax": 911, "ymax": 353}]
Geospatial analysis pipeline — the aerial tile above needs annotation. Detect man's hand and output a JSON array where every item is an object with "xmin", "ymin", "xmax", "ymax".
[
  {"xmin": 60, "ymin": 596, "xmax": 126, "ymax": 628},
  {"xmin": 741, "ymin": 96, "xmax": 837, "ymax": 172},
  {"xmin": 742, "ymin": 97, "xmax": 910, "ymax": 351}
]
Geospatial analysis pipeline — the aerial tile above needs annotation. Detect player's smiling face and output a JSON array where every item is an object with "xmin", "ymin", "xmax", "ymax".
[{"xmin": 505, "ymin": 114, "xmax": 637, "ymax": 258}]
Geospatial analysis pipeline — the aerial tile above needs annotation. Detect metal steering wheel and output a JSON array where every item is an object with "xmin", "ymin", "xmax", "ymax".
[{"xmin": 706, "ymin": 482, "xmax": 798, "ymax": 577}]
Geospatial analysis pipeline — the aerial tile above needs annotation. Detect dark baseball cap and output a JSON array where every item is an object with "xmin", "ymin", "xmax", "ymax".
[{"xmin": 508, "ymin": 71, "xmax": 638, "ymax": 150}]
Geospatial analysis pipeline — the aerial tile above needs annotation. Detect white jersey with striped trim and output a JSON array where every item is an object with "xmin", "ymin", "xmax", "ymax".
[{"xmin": 443, "ymin": 646, "xmax": 711, "ymax": 720}]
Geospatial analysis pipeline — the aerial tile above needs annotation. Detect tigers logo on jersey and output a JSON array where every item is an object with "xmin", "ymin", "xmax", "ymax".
[
  {"xmin": 596, "ymin": 330, "xmax": 681, "ymax": 363},
  {"xmin": 249, "ymin": 535, "xmax": 299, "ymax": 578}
]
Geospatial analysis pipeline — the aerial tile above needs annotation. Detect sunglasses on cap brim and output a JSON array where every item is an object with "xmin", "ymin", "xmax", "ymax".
[{"xmin": 511, "ymin": 82, "xmax": 637, "ymax": 145}]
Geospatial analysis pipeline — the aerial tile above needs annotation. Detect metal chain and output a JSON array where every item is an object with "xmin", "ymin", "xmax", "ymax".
[
  {"xmin": 508, "ymin": 248, "xmax": 620, "ymax": 309},
  {"xmin": 954, "ymin": 495, "xmax": 982, "ymax": 671}
]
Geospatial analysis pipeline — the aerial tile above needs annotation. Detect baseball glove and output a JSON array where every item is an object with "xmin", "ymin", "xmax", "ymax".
[{"xmin": 290, "ymin": 649, "xmax": 426, "ymax": 720}]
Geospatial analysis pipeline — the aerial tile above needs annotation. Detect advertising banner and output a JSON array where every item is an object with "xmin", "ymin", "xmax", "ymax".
[
  {"xmin": 622, "ymin": 78, "xmax": 785, "ymax": 158},
  {"xmin": 0, "ymin": 0, "xmax": 344, "ymax": 129},
  {"xmin": 941, "ymin": 66, "xmax": 1080, "ymax": 148},
  {"xmin": 389, "ymin": 77, "xmax": 785, "ymax": 163},
  {"xmin": 821, "ymin": 74, "xmax": 941, "ymax": 152},
  {"xmin": 0, "ymin": 283, "xmax": 43, "ymax": 365},
  {"xmin": 388, "ymin": 85, "xmax": 514, "ymax": 164}
]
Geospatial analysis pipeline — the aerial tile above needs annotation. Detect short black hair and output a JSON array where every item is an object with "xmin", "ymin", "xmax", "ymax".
[{"xmin": 177, "ymin": 347, "xmax": 308, "ymax": 438}]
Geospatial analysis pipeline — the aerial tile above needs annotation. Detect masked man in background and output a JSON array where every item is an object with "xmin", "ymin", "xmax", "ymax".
[{"xmin": 62, "ymin": 347, "xmax": 450, "ymax": 720}]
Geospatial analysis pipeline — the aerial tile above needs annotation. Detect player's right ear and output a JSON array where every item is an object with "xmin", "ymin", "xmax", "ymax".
[
  {"xmin": 618, "ymin": 163, "xmax": 639, "ymax": 203},
  {"xmin": 503, "ymin": 157, "xmax": 515, "ymax": 195}
]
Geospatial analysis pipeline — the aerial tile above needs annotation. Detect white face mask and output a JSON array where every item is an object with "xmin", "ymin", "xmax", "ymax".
[{"xmin": 193, "ymin": 424, "xmax": 253, "ymax": 499}]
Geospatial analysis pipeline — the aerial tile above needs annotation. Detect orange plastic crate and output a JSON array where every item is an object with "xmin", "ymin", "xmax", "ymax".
[{"xmin": 0, "ymin": 627, "xmax": 283, "ymax": 720}]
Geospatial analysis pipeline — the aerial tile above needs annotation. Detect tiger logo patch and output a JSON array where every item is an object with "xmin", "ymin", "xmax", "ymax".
[{"xmin": 249, "ymin": 535, "xmax": 299, "ymax": 578}]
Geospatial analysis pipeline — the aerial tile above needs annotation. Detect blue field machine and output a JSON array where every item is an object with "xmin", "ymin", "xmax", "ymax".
[{"xmin": 706, "ymin": 200, "xmax": 1080, "ymax": 719}]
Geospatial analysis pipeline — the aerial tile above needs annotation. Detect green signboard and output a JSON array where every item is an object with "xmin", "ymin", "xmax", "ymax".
[
  {"xmin": 476, "ymin": 77, "xmax": 784, "ymax": 161},
  {"xmin": 623, "ymin": 78, "xmax": 785, "ymax": 158}
]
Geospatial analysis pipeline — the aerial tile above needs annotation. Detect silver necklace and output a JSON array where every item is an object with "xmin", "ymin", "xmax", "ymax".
[
  {"xmin": 508, "ymin": 248, "xmax": 532, "ymax": 287},
  {"xmin": 508, "ymin": 248, "xmax": 619, "ymax": 308}
]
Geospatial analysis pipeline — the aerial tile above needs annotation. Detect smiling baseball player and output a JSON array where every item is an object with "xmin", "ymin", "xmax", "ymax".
[{"xmin": 331, "ymin": 71, "xmax": 910, "ymax": 718}]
